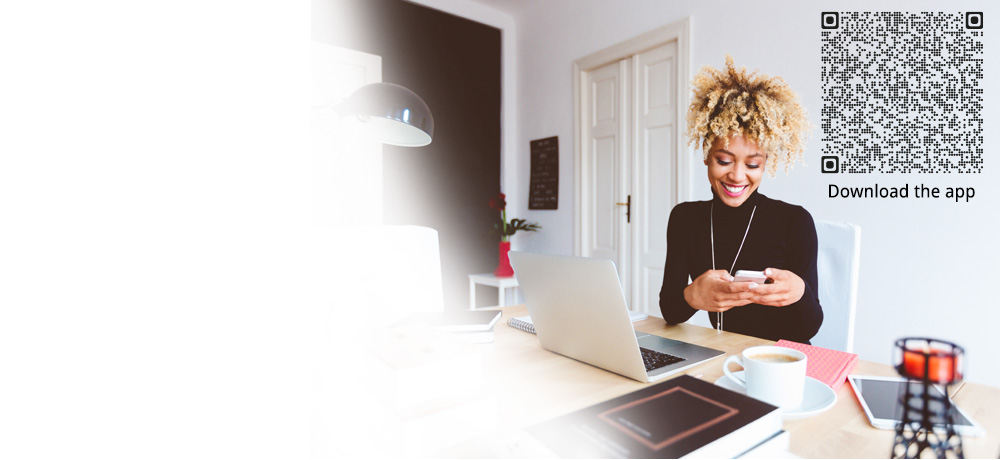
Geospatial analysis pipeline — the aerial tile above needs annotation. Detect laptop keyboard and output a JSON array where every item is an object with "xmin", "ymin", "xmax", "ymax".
[{"xmin": 640, "ymin": 347, "xmax": 685, "ymax": 372}]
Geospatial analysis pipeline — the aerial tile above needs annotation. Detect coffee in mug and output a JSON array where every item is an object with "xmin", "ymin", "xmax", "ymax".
[
  {"xmin": 749, "ymin": 353, "xmax": 802, "ymax": 363},
  {"xmin": 723, "ymin": 346, "xmax": 807, "ymax": 408}
]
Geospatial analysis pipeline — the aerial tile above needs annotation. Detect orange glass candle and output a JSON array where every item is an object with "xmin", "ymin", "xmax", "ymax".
[{"xmin": 902, "ymin": 348, "xmax": 958, "ymax": 382}]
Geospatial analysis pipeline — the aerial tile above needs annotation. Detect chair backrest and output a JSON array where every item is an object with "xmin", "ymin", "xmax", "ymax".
[{"xmin": 811, "ymin": 221, "xmax": 862, "ymax": 353}]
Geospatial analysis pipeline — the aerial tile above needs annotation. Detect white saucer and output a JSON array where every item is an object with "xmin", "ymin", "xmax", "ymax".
[{"xmin": 714, "ymin": 371, "xmax": 837, "ymax": 420}]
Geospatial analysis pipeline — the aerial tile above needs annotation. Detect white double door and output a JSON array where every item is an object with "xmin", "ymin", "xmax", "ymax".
[{"xmin": 578, "ymin": 40, "xmax": 682, "ymax": 317}]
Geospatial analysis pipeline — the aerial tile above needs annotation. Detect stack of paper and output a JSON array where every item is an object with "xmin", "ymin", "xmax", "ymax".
[
  {"xmin": 394, "ymin": 310, "xmax": 502, "ymax": 344},
  {"xmin": 775, "ymin": 339, "xmax": 859, "ymax": 391}
]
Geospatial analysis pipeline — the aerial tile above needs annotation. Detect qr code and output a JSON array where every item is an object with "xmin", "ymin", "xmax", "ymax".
[{"xmin": 820, "ymin": 12, "xmax": 984, "ymax": 174}]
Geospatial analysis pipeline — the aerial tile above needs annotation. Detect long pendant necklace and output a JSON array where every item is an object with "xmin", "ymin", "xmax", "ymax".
[{"xmin": 710, "ymin": 201, "xmax": 757, "ymax": 332}]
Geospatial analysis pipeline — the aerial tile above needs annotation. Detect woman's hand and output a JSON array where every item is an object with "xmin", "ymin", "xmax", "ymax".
[
  {"xmin": 750, "ymin": 268, "xmax": 805, "ymax": 307},
  {"xmin": 684, "ymin": 270, "xmax": 757, "ymax": 312}
]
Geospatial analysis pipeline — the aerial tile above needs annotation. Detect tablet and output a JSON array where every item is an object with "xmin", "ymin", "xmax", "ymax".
[{"xmin": 847, "ymin": 375, "xmax": 984, "ymax": 436}]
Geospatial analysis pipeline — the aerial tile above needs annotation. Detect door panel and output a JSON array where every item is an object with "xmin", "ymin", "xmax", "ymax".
[
  {"xmin": 633, "ymin": 41, "xmax": 677, "ymax": 317},
  {"xmin": 642, "ymin": 126, "xmax": 671, "ymax": 254},
  {"xmin": 583, "ymin": 61, "xmax": 624, "ymax": 273},
  {"xmin": 595, "ymin": 78, "xmax": 616, "ymax": 122},
  {"xmin": 645, "ymin": 58, "xmax": 672, "ymax": 110},
  {"xmin": 593, "ymin": 137, "xmax": 616, "ymax": 252}
]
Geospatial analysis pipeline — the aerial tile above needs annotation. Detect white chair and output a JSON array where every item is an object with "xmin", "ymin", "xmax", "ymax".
[{"xmin": 811, "ymin": 221, "xmax": 862, "ymax": 353}]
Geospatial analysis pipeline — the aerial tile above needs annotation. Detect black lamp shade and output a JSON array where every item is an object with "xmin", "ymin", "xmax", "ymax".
[{"xmin": 340, "ymin": 82, "xmax": 434, "ymax": 147}]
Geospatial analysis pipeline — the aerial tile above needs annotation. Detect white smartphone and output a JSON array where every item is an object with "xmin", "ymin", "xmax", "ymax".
[
  {"xmin": 732, "ymin": 270, "xmax": 767, "ymax": 283},
  {"xmin": 847, "ymin": 375, "xmax": 984, "ymax": 436}
]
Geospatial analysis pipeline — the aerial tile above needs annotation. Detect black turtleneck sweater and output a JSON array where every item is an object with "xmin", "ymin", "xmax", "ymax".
[{"xmin": 658, "ymin": 190, "xmax": 823, "ymax": 343}]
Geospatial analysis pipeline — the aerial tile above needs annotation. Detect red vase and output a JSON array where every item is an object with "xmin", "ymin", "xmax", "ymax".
[{"xmin": 494, "ymin": 241, "xmax": 514, "ymax": 277}]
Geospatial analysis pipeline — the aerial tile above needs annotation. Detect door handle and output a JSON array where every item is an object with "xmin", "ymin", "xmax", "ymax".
[{"xmin": 615, "ymin": 195, "xmax": 631, "ymax": 223}]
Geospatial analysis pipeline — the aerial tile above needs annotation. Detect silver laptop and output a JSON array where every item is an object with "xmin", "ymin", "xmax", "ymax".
[{"xmin": 509, "ymin": 252, "xmax": 724, "ymax": 383}]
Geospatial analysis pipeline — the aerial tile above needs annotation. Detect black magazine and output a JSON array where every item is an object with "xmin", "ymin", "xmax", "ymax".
[{"xmin": 528, "ymin": 375, "xmax": 781, "ymax": 458}]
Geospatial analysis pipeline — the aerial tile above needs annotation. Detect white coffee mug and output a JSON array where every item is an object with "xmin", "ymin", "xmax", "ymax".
[{"xmin": 723, "ymin": 345, "xmax": 807, "ymax": 408}]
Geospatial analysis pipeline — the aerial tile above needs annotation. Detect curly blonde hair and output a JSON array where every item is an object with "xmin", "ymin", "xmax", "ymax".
[{"xmin": 686, "ymin": 55, "xmax": 810, "ymax": 176}]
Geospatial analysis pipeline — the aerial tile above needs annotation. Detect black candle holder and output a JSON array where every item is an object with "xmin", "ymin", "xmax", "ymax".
[{"xmin": 890, "ymin": 338, "xmax": 965, "ymax": 459}]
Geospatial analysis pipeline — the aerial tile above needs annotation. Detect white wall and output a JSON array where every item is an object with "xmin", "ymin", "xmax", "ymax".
[{"xmin": 501, "ymin": 0, "xmax": 1000, "ymax": 386}]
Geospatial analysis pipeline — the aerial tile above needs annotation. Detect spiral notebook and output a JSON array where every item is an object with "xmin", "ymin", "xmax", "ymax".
[{"xmin": 507, "ymin": 315, "xmax": 536, "ymax": 334}]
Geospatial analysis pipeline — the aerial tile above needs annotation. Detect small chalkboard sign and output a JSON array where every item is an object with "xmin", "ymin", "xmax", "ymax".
[{"xmin": 529, "ymin": 136, "xmax": 559, "ymax": 210}]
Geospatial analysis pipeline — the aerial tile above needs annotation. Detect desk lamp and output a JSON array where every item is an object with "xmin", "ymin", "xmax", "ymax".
[
  {"xmin": 333, "ymin": 82, "xmax": 442, "ymax": 318},
  {"xmin": 337, "ymin": 82, "xmax": 434, "ymax": 147}
]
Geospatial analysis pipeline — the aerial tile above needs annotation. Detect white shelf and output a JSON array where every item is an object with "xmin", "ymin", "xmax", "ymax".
[{"xmin": 468, "ymin": 273, "xmax": 519, "ymax": 310}]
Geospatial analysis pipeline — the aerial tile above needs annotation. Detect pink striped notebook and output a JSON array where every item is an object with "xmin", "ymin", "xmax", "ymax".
[{"xmin": 775, "ymin": 340, "xmax": 859, "ymax": 391}]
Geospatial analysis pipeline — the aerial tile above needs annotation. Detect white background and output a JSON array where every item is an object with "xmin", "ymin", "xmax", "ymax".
[
  {"xmin": 0, "ymin": 1, "xmax": 307, "ymax": 457},
  {"xmin": 415, "ymin": 0, "xmax": 1000, "ymax": 387}
]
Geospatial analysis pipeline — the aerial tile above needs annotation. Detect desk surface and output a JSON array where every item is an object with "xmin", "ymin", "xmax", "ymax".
[{"xmin": 437, "ymin": 304, "xmax": 1000, "ymax": 458}]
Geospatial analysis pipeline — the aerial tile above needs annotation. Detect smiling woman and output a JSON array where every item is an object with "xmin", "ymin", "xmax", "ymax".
[{"xmin": 658, "ymin": 56, "xmax": 823, "ymax": 344}]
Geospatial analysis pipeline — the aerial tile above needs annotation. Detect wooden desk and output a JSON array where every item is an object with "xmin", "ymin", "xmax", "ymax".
[{"xmin": 431, "ymin": 304, "xmax": 1000, "ymax": 458}]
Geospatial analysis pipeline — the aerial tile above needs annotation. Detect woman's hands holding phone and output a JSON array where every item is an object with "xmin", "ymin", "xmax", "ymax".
[
  {"xmin": 684, "ymin": 268, "xmax": 806, "ymax": 311},
  {"xmin": 684, "ymin": 270, "xmax": 757, "ymax": 312},
  {"xmin": 750, "ymin": 268, "xmax": 805, "ymax": 307}
]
